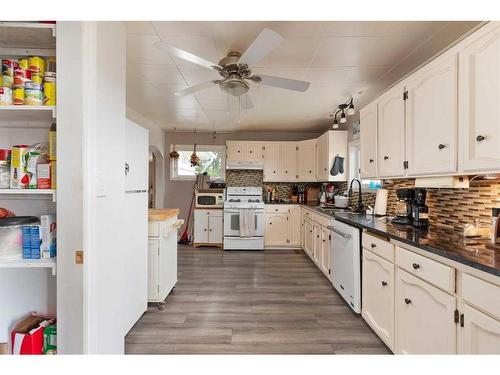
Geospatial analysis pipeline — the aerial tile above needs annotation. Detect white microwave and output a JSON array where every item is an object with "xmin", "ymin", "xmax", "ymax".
[{"xmin": 195, "ymin": 190, "xmax": 225, "ymax": 208}]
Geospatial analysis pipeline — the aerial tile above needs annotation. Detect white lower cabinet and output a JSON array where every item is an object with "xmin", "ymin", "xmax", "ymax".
[
  {"xmin": 313, "ymin": 223, "xmax": 322, "ymax": 264},
  {"xmin": 319, "ymin": 227, "xmax": 331, "ymax": 277},
  {"xmin": 459, "ymin": 302, "xmax": 500, "ymax": 354},
  {"xmin": 288, "ymin": 205, "xmax": 301, "ymax": 246},
  {"xmin": 395, "ymin": 268, "xmax": 457, "ymax": 354},
  {"xmin": 304, "ymin": 218, "xmax": 314, "ymax": 257},
  {"xmin": 362, "ymin": 249, "xmax": 395, "ymax": 350},
  {"xmin": 264, "ymin": 213, "xmax": 288, "ymax": 247},
  {"xmin": 193, "ymin": 209, "xmax": 223, "ymax": 247}
]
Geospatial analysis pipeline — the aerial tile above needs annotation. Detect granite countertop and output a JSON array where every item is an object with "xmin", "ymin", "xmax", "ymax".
[{"xmin": 306, "ymin": 206, "xmax": 500, "ymax": 277}]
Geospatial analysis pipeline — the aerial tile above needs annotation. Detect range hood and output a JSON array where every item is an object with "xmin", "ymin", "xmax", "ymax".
[
  {"xmin": 226, "ymin": 160, "xmax": 264, "ymax": 170},
  {"xmin": 415, "ymin": 176, "xmax": 470, "ymax": 189}
]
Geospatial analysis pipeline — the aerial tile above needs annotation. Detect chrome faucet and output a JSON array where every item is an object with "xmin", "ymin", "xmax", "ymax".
[{"xmin": 348, "ymin": 178, "xmax": 364, "ymax": 213}]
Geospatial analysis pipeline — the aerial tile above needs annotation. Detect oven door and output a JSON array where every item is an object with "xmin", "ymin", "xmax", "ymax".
[{"xmin": 224, "ymin": 209, "xmax": 264, "ymax": 237}]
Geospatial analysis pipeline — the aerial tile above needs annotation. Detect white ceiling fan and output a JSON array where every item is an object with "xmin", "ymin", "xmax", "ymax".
[{"xmin": 154, "ymin": 28, "xmax": 311, "ymax": 101}]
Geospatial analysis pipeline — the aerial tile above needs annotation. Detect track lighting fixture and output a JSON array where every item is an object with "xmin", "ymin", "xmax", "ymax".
[
  {"xmin": 330, "ymin": 97, "xmax": 355, "ymax": 128},
  {"xmin": 347, "ymin": 98, "xmax": 355, "ymax": 116},
  {"xmin": 340, "ymin": 110, "xmax": 347, "ymax": 124}
]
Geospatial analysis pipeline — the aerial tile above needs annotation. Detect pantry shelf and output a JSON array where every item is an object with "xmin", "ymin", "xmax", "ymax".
[
  {"xmin": 0, "ymin": 189, "xmax": 56, "ymax": 202},
  {"xmin": 0, "ymin": 22, "xmax": 56, "ymax": 53},
  {"xmin": 0, "ymin": 257, "xmax": 56, "ymax": 276},
  {"xmin": 0, "ymin": 106, "xmax": 56, "ymax": 123}
]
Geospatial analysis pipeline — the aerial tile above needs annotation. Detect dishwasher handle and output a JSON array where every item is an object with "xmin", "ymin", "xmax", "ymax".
[{"xmin": 327, "ymin": 225, "xmax": 351, "ymax": 239}]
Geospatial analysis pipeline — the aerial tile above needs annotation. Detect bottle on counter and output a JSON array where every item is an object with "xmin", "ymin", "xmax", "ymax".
[{"xmin": 492, "ymin": 208, "xmax": 500, "ymax": 244}]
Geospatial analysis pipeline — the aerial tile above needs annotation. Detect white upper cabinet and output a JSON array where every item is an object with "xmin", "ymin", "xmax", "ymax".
[
  {"xmin": 377, "ymin": 84, "xmax": 406, "ymax": 178},
  {"xmin": 281, "ymin": 143, "xmax": 299, "ymax": 181},
  {"xmin": 360, "ymin": 101, "xmax": 378, "ymax": 178},
  {"xmin": 226, "ymin": 141, "xmax": 263, "ymax": 161},
  {"xmin": 459, "ymin": 22, "xmax": 500, "ymax": 173},
  {"xmin": 263, "ymin": 143, "xmax": 281, "ymax": 181},
  {"xmin": 316, "ymin": 131, "xmax": 348, "ymax": 182},
  {"xmin": 405, "ymin": 51, "xmax": 459, "ymax": 176},
  {"xmin": 298, "ymin": 139, "xmax": 317, "ymax": 181}
]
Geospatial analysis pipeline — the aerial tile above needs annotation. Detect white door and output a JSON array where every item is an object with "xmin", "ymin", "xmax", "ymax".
[
  {"xmin": 246, "ymin": 143, "xmax": 263, "ymax": 161},
  {"xmin": 208, "ymin": 215, "xmax": 223, "ymax": 244},
  {"xmin": 265, "ymin": 213, "xmax": 288, "ymax": 246},
  {"xmin": 316, "ymin": 133, "xmax": 329, "ymax": 181},
  {"xmin": 226, "ymin": 141, "xmax": 244, "ymax": 161},
  {"xmin": 298, "ymin": 139, "xmax": 317, "ymax": 181},
  {"xmin": 263, "ymin": 143, "xmax": 281, "ymax": 181},
  {"xmin": 378, "ymin": 84, "xmax": 406, "ymax": 178},
  {"xmin": 125, "ymin": 119, "xmax": 149, "ymax": 192},
  {"xmin": 459, "ymin": 303, "xmax": 500, "ymax": 354},
  {"xmin": 360, "ymin": 101, "xmax": 378, "ymax": 178},
  {"xmin": 313, "ymin": 223, "xmax": 322, "ymax": 264},
  {"xmin": 362, "ymin": 249, "xmax": 395, "ymax": 350},
  {"xmin": 288, "ymin": 205, "xmax": 301, "ymax": 246},
  {"xmin": 459, "ymin": 22, "xmax": 500, "ymax": 173},
  {"xmin": 281, "ymin": 143, "xmax": 299, "ymax": 181},
  {"xmin": 147, "ymin": 239, "xmax": 159, "ymax": 300},
  {"xmin": 304, "ymin": 218, "xmax": 314, "ymax": 258},
  {"xmin": 194, "ymin": 210, "xmax": 209, "ymax": 243},
  {"xmin": 395, "ymin": 268, "xmax": 457, "ymax": 354},
  {"xmin": 405, "ymin": 52, "xmax": 458, "ymax": 176}
]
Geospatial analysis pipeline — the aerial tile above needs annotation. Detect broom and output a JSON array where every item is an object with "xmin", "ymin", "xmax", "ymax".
[{"xmin": 179, "ymin": 190, "xmax": 194, "ymax": 244}]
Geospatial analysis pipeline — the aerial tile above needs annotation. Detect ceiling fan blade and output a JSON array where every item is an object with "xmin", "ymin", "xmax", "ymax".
[
  {"xmin": 257, "ymin": 75, "xmax": 310, "ymax": 92},
  {"xmin": 174, "ymin": 81, "xmax": 218, "ymax": 96},
  {"xmin": 154, "ymin": 42, "xmax": 221, "ymax": 71},
  {"xmin": 238, "ymin": 28, "xmax": 283, "ymax": 67}
]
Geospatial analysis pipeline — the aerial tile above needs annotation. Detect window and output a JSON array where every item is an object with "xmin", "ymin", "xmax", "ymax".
[
  {"xmin": 170, "ymin": 144, "xmax": 225, "ymax": 181},
  {"xmin": 348, "ymin": 140, "xmax": 381, "ymax": 190}
]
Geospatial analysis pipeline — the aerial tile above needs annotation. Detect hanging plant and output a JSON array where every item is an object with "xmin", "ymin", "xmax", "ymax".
[
  {"xmin": 169, "ymin": 145, "xmax": 179, "ymax": 159},
  {"xmin": 190, "ymin": 143, "xmax": 200, "ymax": 167}
]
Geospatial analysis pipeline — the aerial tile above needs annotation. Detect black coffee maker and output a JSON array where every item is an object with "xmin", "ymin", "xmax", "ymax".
[
  {"xmin": 412, "ymin": 188, "xmax": 429, "ymax": 229},
  {"xmin": 391, "ymin": 188, "xmax": 415, "ymax": 225}
]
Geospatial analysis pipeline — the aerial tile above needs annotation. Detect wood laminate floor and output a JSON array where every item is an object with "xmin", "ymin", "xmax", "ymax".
[{"xmin": 125, "ymin": 245, "xmax": 390, "ymax": 354}]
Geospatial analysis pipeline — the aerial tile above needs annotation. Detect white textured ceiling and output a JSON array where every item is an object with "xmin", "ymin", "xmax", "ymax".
[{"xmin": 125, "ymin": 21, "xmax": 480, "ymax": 132}]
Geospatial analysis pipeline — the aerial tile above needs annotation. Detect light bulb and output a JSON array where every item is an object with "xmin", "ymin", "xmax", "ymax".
[
  {"xmin": 340, "ymin": 111, "xmax": 347, "ymax": 123},
  {"xmin": 347, "ymin": 100, "xmax": 355, "ymax": 115},
  {"xmin": 332, "ymin": 119, "xmax": 339, "ymax": 129}
]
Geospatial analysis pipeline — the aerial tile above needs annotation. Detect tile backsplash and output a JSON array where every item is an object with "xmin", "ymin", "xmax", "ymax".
[{"xmin": 226, "ymin": 170, "xmax": 500, "ymax": 231}]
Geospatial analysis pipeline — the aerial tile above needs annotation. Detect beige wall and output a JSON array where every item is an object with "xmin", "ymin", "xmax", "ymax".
[{"xmin": 164, "ymin": 131, "xmax": 322, "ymax": 233}]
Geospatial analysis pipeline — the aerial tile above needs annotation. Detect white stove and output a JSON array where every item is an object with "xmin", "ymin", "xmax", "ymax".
[{"xmin": 223, "ymin": 187, "xmax": 265, "ymax": 250}]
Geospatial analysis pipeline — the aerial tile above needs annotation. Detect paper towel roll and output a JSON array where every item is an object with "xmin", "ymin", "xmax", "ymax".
[{"xmin": 374, "ymin": 189, "xmax": 388, "ymax": 216}]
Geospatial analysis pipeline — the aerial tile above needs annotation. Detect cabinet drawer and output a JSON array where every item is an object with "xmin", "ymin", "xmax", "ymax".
[
  {"xmin": 302, "ymin": 208, "xmax": 313, "ymax": 218},
  {"xmin": 462, "ymin": 273, "xmax": 500, "ymax": 321},
  {"xmin": 395, "ymin": 246, "xmax": 455, "ymax": 293},
  {"xmin": 265, "ymin": 205, "xmax": 291, "ymax": 214},
  {"xmin": 362, "ymin": 232, "xmax": 394, "ymax": 262},
  {"xmin": 195, "ymin": 209, "xmax": 223, "ymax": 217},
  {"xmin": 313, "ymin": 213, "xmax": 333, "ymax": 228}
]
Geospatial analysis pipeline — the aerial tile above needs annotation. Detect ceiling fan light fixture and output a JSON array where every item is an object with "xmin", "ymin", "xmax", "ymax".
[{"xmin": 219, "ymin": 77, "xmax": 250, "ymax": 97}]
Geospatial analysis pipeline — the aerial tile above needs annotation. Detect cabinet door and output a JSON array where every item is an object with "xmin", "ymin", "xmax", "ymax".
[
  {"xmin": 263, "ymin": 143, "xmax": 281, "ymax": 181},
  {"xmin": 316, "ymin": 133, "xmax": 329, "ymax": 181},
  {"xmin": 265, "ymin": 213, "xmax": 288, "ymax": 247},
  {"xmin": 460, "ymin": 303, "xmax": 500, "ymax": 354},
  {"xmin": 304, "ymin": 218, "xmax": 314, "ymax": 258},
  {"xmin": 288, "ymin": 206, "xmax": 301, "ymax": 246},
  {"xmin": 362, "ymin": 249, "xmax": 395, "ymax": 350},
  {"xmin": 360, "ymin": 101, "xmax": 378, "ymax": 178},
  {"xmin": 226, "ymin": 141, "xmax": 244, "ymax": 161},
  {"xmin": 298, "ymin": 139, "xmax": 317, "ymax": 181},
  {"xmin": 378, "ymin": 85, "xmax": 406, "ymax": 178},
  {"xmin": 320, "ymin": 227, "xmax": 331, "ymax": 277},
  {"xmin": 246, "ymin": 143, "xmax": 263, "ymax": 161},
  {"xmin": 194, "ymin": 210, "xmax": 209, "ymax": 243},
  {"xmin": 459, "ymin": 22, "xmax": 500, "ymax": 173},
  {"xmin": 313, "ymin": 223, "xmax": 322, "ymax": 264},
  {"xmin": 395, "ymin": 268, "xmax": 456, "ymax": 354},
  {"xmin": 281, "ymin": 143, "xmax": 299, "ymax": 181},
  {"xmin": 125, "ymin": 119, "xmax": 149, "ymax": 192},
  {"xmin": 208, "ymin": 215, "xmax": 223, "ymax": 244},
  {"xmin": 406, "ymin": 52, "xmax": 458, "ymax": 176},
  {"xmin": 147, "ymin": 239, "xmax": 159, "ymax": 300}
]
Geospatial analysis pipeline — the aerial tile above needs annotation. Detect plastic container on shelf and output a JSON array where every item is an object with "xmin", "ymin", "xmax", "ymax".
[
  {"xmin": 0, "ymin": 216, "xmax": 39, "ymax": 259},
  {"xmin": 0, "ymin": 149, "xmax": 10, "ymax": 188}
]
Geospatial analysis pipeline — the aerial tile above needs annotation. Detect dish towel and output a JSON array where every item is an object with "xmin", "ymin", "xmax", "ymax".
[
  {"xmin": 239, "ymin": 209, "xmax": 255, "ymax": 238},
  {"xmin": 330, "ymin": 155, "xmax": 344, "ymax": 176}
]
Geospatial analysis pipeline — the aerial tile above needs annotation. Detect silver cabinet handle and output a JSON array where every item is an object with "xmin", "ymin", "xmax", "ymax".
[{"xmin": 327, "ymin": 226, "xmax": 351, "ymax": 239}]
